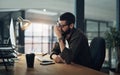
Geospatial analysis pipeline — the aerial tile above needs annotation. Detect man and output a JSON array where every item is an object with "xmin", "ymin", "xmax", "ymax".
[{"xmin": 50, "ymin": 12, "xmax": 91, "ymax": 67}]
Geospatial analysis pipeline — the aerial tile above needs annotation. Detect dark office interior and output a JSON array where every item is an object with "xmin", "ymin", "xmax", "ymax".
[{"xmin": 0, "ymin": 0, "xmax": 120, "ymax": 75}]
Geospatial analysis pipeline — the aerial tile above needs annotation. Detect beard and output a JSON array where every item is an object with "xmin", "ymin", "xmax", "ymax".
[{"xmin": 61, "ymin": 28, "xmax": 71, "ymax": 37}]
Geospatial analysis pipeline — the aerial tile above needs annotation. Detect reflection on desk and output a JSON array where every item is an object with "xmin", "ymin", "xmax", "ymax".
[{"xmin": 10, "ymin": 54, "xmax": 108, "ymax": 75}]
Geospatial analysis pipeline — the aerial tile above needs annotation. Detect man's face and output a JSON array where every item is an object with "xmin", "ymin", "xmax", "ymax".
[{"xmin": 57, "ymin": 20, "xmax": 71, "ymax": 36}]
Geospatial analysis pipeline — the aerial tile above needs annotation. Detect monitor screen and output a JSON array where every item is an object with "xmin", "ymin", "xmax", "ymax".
[{"xmin": 10, "ymin": 18, "xmax": 16, "ymax": 47}]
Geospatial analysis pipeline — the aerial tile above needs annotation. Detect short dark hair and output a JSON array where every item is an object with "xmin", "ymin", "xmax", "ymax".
[{"xmin": 60, "ymin": 12, "xmax": 75, "ymax": 25}]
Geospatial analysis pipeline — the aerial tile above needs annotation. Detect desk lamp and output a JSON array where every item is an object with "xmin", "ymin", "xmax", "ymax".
[{"xmin": 17, "ymin": 16, "xmax": 31, "ymax": 30}]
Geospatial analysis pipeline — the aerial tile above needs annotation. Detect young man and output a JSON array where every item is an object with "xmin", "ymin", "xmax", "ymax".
[{"xmin": 50, "ymin": 12, "xmax": 91, "ymax": 67}]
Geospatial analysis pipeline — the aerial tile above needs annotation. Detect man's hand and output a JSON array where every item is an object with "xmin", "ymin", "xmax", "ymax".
[
  {"xmin": 54, "ymin": 26, "xmax": 62, "ymax": 39},
  {"xmin": 54, "ymin": 26, "xmax": 65, "ymax": 52},
  {"xmin": 52, "ymin": 54, "xmax": 64, "ymax": 63}
]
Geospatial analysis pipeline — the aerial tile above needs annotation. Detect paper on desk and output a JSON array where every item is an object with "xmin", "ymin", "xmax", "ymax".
[{"xmin": 35, "ymin": 55, "xmax": 53, "ymax": 62}]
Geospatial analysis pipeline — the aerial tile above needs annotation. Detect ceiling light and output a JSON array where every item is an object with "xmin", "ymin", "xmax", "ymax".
[{"xmin": 43, "ymin": 9, "xmax": 46, "ymax": 12}]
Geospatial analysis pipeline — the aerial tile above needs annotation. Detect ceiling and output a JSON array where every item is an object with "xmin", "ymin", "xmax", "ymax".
[{"xmin": 0, "ymin": 0, "xmax": 116, "ymax": 22}]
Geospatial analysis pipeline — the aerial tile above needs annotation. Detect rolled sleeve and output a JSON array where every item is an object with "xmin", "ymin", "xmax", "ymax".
[
  {"xmin": 50, "ymin": 42, "xmax": 61, "ymax": 59},
  {"xmin": 60, "ymin": 47, "xmax": 72, "ymax": 64}
]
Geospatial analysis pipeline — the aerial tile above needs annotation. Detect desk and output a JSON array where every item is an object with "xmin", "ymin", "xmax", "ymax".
[
  {"xmin": 10, "ymin": 54, "xmax": 108, "ymax": 75},
  {"xmin": 14, "ymin": 55, "xmax": 107, "ymax": 75}
]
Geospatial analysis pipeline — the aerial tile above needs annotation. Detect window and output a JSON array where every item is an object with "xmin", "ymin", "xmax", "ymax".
[
  {"xmin": 86, "ymin": 19, "xmax": 113, "ymax": 68},
  {"xmin": 25, "ymin": 23, "xmax": 54, "ymax": 54}
]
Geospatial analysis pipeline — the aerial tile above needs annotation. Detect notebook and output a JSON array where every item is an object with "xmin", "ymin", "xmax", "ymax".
[{"xmin": 36, "ymin": 56, "xmax": 55, "ymax": 65}]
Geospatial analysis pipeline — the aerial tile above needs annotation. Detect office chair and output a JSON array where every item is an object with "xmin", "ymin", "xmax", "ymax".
[
  {"xmin": 0, "ymin": 18, "xmax": 17, "ymax": 71},
  {"xmin": 89, "ymin": 37, "xmax": 106, "ymax": 71}
]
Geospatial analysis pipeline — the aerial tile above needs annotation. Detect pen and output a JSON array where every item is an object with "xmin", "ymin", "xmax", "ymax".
[{"xmin": 42, "ymin": 53, "xmax": 47, "ymax": 56}]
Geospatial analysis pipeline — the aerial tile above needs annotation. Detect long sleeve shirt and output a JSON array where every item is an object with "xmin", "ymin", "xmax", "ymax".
[{"xmin": 50, "ymin": 28, "xmax": 91, "ymax": 67}]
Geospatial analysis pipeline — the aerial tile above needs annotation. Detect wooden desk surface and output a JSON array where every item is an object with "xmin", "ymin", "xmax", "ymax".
[{"xmin": 9, "ymin": 54, "xmax": 108, "ymax": 75}]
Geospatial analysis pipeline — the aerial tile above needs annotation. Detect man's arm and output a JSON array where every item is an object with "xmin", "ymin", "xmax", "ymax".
[
  {"xmin": 50, "ymin": 41, "xmax": 66, "ymax": 63},
  {"xmin": 51, "ymin": 54, "xmax": 65, "ymax": 63},
  {"xmin": 53, "ymin": 26, "xmax": 66, "ymax": 52},
  {"xmin": 50, "ymin": 26, "xmax": 66, "ymax": 63},
  {"xmin": 50, "ymin": 42, "xmax": 61, "ymax": 59}
]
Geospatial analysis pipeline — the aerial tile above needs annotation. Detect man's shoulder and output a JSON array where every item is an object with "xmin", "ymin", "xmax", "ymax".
[
  {"xmin": 71, "ymin": 28, "xmax": 88, "ymax": 40},
  {"xmin": 73, "ymin": 28, "xmax": 84, "ymax": 36},
  {"xmin": 76, "ymin": 28, "xmax": 84, "ymax": 33},
  {"xmin": 70, "ymin": 28, "xmax": 83, "ymax": 40}
]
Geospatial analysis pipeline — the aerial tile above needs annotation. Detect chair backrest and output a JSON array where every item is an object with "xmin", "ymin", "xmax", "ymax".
[
  {"xmin": 89, "ymin": 37, "xmax": 106, "ymax": 70},
  {"xmin": 10, "ymin": 18, "xmax": 16, "ymax": 48}
]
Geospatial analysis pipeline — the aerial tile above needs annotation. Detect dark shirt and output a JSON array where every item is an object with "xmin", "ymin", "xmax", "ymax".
[{"xmin": 50, "ymin": 28, "xmax": 91, "ymax": 67}]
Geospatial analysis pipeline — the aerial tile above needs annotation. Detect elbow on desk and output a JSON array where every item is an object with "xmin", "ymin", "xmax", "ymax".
[{"xmin": 60, "ymin": 53, "xmax": 72, "ymax": 64}]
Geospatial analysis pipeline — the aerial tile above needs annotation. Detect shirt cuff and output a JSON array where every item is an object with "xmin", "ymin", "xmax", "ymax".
[
  {"xmin": 50, "ymin": 53, "xmax": 56, "ymax": 59},
  {"xmin": 60, "ymin": 47, "xmax": 72, "ymax": 64}
]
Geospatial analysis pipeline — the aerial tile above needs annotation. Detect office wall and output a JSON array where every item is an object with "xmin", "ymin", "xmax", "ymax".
[
  {"xmin": 0, "ymin": 0, "xmax": 75, "ymax": 13},
  {"xmin": 0, "ymin": 0, "xmax": 116, "ymax": 22}
]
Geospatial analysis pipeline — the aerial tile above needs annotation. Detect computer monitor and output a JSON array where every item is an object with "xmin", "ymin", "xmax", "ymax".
[{"xmin": 10, "ymin": 18, "xmax": 16, "ymax": 48}]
